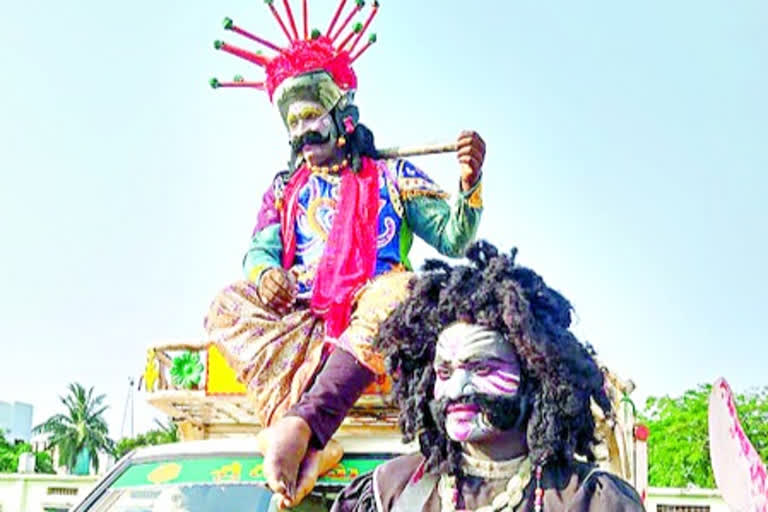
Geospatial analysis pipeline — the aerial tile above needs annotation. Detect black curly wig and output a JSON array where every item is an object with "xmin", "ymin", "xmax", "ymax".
[{"xmin": 373, "ymin": 240, "xmax": 612, "ymax": 476}]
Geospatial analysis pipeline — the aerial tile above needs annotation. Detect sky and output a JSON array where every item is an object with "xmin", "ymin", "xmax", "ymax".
[{"xmin": 0, "ymin": 0, "xmax": 766, "ymax": 439}]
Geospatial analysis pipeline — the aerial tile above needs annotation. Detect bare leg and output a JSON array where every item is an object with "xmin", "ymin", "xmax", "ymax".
[
  {"xmin": 281, "ymin": 441, "xmax": 343, "ymax": 509},
  {"xmin": 259, "ymin": 348, "xmax": 374, "ymax": 506},
  {"xmin": 258, "ymin": 420, "xmax": 343, "ymax": 508},
  {"xmin": 255, "ymin": 272, "xmax": 412, "ymax": 506},
  {"xmin": 259, "ymin": 416, "xmax": 311, "ymax": 503}
]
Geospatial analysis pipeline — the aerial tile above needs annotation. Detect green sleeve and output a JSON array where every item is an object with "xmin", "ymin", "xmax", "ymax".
[
  {"xmin": 242, "ymin": 223, "xmax": 283, "ymax": 283},
  {"xmin": 404, "ymin": 179, "xmax": 483, "ymax": 258}
]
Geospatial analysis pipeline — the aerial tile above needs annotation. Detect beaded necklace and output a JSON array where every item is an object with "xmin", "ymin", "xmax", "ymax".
[
  {"xmin": 461, "ymin": 452, "xmax": 528, "ymax": 480},
  {"xmin": 308, "ymin": 157, "xmax": 348, "ymax": 175},
  {"xmin": 438, "ymin": 457, "xmax": 535, "ymax": 512}
]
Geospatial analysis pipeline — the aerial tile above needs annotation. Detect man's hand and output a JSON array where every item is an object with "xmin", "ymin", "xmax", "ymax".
[
  {"xmin": 258, "ymin": 267, "xmax": 297, "ymax": 314},
  {"xmin": 457, "ymin": 130, "xmax": 486, "ymax": 191}
]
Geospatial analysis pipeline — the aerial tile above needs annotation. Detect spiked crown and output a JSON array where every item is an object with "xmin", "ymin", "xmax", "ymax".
[{"xmin": 211, "ymin": 0, "xmax": 380, "ymax": 101}]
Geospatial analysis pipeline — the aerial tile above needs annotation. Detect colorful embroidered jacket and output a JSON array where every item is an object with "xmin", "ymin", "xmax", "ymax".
[{"xmin": 244, "ymin": 158, "xmax": 483, "ymax": 296}]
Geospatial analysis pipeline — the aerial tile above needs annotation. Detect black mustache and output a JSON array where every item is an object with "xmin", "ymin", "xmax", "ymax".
[
  {"xmin": 429, "ymin": 393, "xmax": 529, "ymax": 432},
  {"xmin": 291, "ymin": 131, "xmax": 332, "ymax": 153}
]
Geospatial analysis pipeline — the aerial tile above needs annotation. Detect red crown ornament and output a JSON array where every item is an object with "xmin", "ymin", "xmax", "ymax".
[{"xmin": 210, "ymin": 0, "xmax": 380, "ymax": 101}]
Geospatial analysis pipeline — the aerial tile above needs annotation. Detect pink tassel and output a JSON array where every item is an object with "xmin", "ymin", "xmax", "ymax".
[
  {"xmin": 343, "ymin": 116, "xmax": 355, "ymax": 134},
  {"xmin": 534, "ymin": 465, "xmax": 544, "ymax": 512}
]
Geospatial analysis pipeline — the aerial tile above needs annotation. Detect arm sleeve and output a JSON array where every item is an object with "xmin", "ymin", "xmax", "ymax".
[
  {"xmin": 242, "ymin": 223, "xmax": 283, "ymax": 283},
  {"xmin": 242, "ymin": 179, "xmax": 285, "ymax": 283},
  {"xmin": 286, "ymin": 349, "xmax": 375, "ymax": 449},
  {"xmin": 332, "ymin": 455, "xmax": 427, "ymax": 512},
  {"xmin": 402, "ymin": 171, "xmax": 483, "ymax": 258},
  {"xmin": 582, "ymin": 473, "xmax": 647, "ymax": 512}
]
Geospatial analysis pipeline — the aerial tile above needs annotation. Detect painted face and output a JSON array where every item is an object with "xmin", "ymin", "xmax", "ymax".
[
  {"xmin": 285, "ymin": 99, "xmax": 338, "ymax": 166},
  {"xmin": 434, "ymin": 322, "xmax": 521, "ymax": 443}
]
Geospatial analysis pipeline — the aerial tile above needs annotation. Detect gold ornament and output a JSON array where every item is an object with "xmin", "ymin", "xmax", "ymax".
[{"xmin": 310, "ymin": 158, "xmax": 349, "ymax": 175}]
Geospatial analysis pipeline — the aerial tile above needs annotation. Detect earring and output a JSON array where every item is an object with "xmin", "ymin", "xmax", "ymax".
[{"xmin": 337, "ymin": 136, "xmax": 347, "ymax": 148}]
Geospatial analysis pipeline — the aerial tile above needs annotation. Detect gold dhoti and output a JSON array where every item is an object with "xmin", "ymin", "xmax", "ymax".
[{"xmin": 204, "ymin": 271, "xmax": 413, "ymax": 427}]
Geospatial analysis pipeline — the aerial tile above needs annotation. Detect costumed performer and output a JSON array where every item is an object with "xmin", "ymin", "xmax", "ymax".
[
  {"xmin": 332, "ymin": 241, "xmax": 646, "ymax": 512},
  {"xmin": 205, "ymin": 1, "xmax": 486, "ymax": 507}
]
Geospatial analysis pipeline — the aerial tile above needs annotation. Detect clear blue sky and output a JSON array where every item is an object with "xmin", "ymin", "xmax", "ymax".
[{"xmin": 1, "ymin": 1, "xmax": 765, "ymax": 438}]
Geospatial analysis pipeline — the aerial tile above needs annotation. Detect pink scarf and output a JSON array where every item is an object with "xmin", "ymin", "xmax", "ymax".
[{"xmin": 281, "ymin": 157, "xmax": 379, "ymax": 338}]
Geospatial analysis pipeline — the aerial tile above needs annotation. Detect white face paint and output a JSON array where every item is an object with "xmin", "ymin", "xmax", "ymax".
[
  {"xmin": 285, "ymin": 99, "xmax": 338, "ymax": 166},
  {"xmin": 434, "ymin": 322, "xmax": 522, "ymax": 443}
]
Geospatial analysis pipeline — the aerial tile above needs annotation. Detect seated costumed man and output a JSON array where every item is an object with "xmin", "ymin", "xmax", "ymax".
[
  {"xmin": 333, "ymin": 241, "xmax": 645, "ymax": 512},
  {"xmin": 205, "ymin": 2, "xmax": 485, "ymax": 508}
]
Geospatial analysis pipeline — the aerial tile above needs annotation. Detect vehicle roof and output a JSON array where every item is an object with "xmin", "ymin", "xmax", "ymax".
[{"xmin": 130, "ymin": 434, "xmax": 415, "ymax": 462}]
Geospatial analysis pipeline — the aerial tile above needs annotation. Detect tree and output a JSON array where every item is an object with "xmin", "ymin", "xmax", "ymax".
[
  {"xmin": 114, "ymin": 419, "xmax": 179, "ymax": 458},
  {"xmin": 33, "ymin": 383, "xmax": 115, "ymax": 474},
  {"xmin": 0, "ymin": 435, "xmax": 55, "ymax": 474},
  {"xmin": 641, "ymin": 383, "xmax": 768, "ymax": 488},
  {"xmin": 0, "ymin": 435, "xmax": 24, "ymax": 472},
  {"xmin": 34, "ymin": 451, "xmax": 55, "ymax": 474}
]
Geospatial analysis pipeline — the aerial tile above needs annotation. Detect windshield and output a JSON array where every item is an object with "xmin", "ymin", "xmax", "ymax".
[
  {"xmin": 80, "ymin": 454, "xmax": 387, "ymax": 512},
  {"xmin": 87, "ymin": 484, "xmax": 277, "ymax": 512}
]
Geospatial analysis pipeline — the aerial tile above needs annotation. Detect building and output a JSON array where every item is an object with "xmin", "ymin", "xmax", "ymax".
[
  {"xmin": 646, "ymin": 486, "xmax": 728, "ymax": 512},
  {"xmin": 0, "ymin": 473, "xmax": 97, "ymax": 512},
  {"xmin": 0, "ymin": 401, "xmax": 33, "ymax": 443}
]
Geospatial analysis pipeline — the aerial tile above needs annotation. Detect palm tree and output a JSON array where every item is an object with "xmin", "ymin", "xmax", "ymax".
[
  {"xmin": 152, "ymin": 418, "xmax": 179, "ymax": 442},
  {"xmin": 33, "ymin": 383, "xmax": 115, "ymax": 474}
]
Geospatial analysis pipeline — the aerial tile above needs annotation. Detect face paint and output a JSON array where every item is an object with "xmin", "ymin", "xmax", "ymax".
[
  {"xmin": 434, "ymin": 323, "xmax": 521, "ymax": 443},
  {"xmin": 285, "ymin": 100, "xmax": 338, "ymax": 166}
]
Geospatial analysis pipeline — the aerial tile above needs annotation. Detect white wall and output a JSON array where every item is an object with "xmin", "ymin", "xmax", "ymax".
[
  {"xmin": 646, "ymin": 486, "xmax": 729, "ymax": 512},
  {"xmin": 0, "ymin": 473, "xmax": 97, "ymax": 512}
]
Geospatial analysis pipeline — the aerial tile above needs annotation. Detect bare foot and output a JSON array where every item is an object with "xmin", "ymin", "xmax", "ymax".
[
  {"xmin": 261, "ymin": 416, "xmax": 312, "ymax": 503},
  {"xmin": 277, "ymin": 440, "xmax": 344, "ymax": 509}
]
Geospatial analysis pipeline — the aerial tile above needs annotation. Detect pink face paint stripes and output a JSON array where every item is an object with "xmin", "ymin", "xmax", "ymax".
[{"xmin": 474, "ymin": 375, "xmax": 518, "ymax": 396}]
